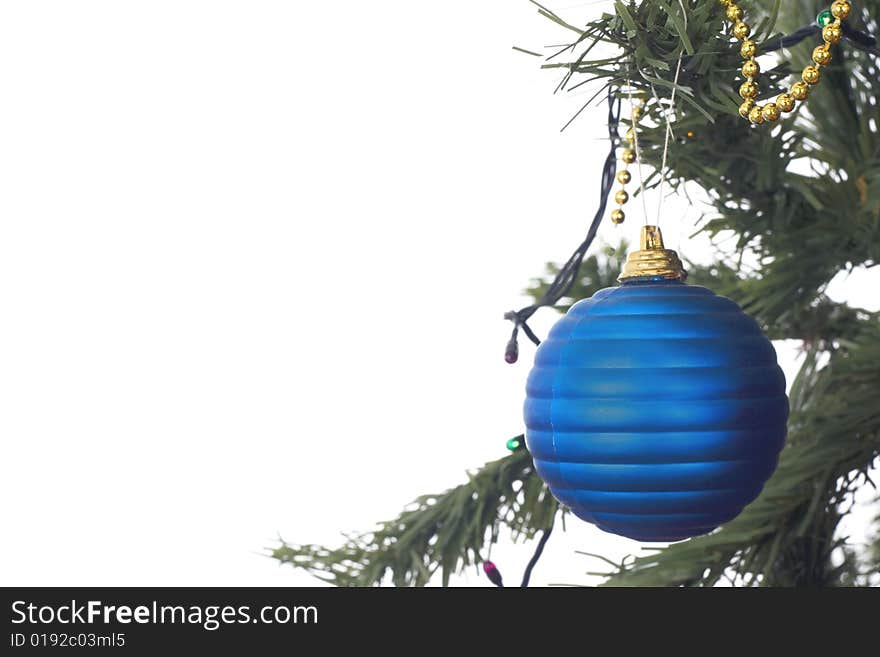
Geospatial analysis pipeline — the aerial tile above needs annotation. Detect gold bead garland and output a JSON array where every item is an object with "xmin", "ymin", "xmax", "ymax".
[
  {"xmin": 611, "ymin": 99, "xmax": 644, "ymax": 225},
  {"xmin": 723, "ymin": 0, "xmax": 851, "ymax": 124}
]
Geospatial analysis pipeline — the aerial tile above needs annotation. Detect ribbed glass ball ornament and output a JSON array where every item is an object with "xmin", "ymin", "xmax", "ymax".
[{"xmin": 524, "ymin": 226, "xmax": 789, "ymax": 542}]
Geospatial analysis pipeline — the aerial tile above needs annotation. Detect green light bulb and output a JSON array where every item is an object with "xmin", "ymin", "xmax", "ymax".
[{"xmin": 817, "ymin": 9, "xmax": 834, "ymax": 27}]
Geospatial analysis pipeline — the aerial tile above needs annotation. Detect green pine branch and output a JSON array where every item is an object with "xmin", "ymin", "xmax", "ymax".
[{"xmin": 271, "ymin": 449, "xmax": 558, "ymax": 586}]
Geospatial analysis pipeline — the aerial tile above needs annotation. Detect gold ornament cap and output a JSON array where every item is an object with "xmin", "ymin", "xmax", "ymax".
[{"xmin": 617, "ymin": 225, "xmax": 687, "ymax": 283}]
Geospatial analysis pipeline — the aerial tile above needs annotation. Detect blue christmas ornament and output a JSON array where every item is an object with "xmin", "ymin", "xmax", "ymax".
[{"xmin": 524, "ymin": 226, "xmax": 789, "ymax": 542}]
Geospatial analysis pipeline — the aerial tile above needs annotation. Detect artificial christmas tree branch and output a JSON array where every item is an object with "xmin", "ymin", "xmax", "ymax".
[{"xmin": 271, "ymin": 450, "xmax": 558, "ymax": 587}]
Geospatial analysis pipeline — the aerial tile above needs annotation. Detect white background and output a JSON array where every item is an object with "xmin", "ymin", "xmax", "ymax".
[{"xmin": 1, "ymin": 1, "xmax": 876, "ymax": 586}]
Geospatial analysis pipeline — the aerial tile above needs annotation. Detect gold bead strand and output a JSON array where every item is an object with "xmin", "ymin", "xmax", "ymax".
[
  {"xmin": 722, "ymin": 1, "xmax": 760, "ymax": 121},
  {"xmin": 722, "ymin": 0, "xmax": 853, "ymax": 124},
  {"xmin": 787, "ymin": 1, "xmax": 846, "ymax": 113},
  {"xmin": 612, "ymin": 100, "xmax": 643, "ymax": 225}
]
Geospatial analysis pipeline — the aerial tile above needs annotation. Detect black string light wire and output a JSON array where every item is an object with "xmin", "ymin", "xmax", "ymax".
[
  {"xmin": 519, "ymin": 522, "xmax": 554, "ymax": 587},
  {"xmin": 761, "ymin": 20, "xmax": 878, "ymax": 55},
  {"xmin": 489, "ymin": 94, "xmax": 622, "ymax": 590},
  {"xmin": 503, "ymin": 92, "xmax": 622, "ymax": 361},
  {"xmin": 841, "ymin": 20, "xmax": 880, "ymax": 54}
]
